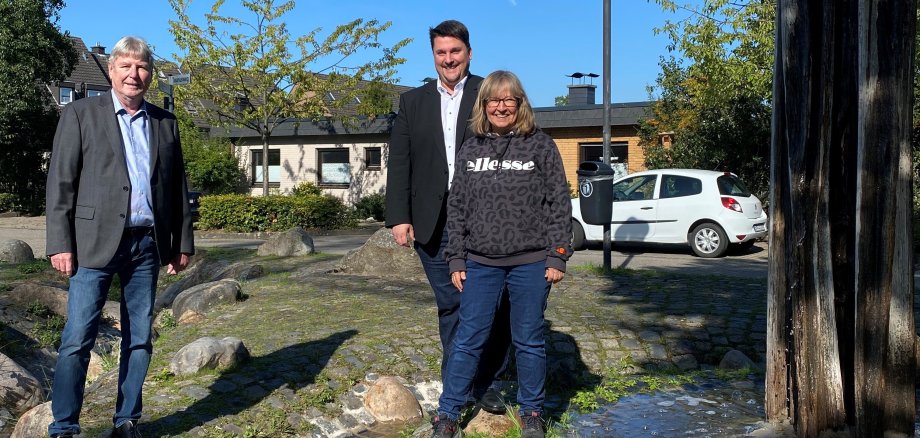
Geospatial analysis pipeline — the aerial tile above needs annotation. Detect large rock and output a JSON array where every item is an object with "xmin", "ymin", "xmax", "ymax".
[
  {"xmin": 154, "ymin": 255, "xmax": 263, "ymax": 313},
  {"xmin": 363, "ymin": 376, "xmax": 422, "ymax": 422},
  {"xmin": 170, "ymin": 337, "xmax": 249, "ymax": 375},
  {"xmin": 257, "ymin": 227, "xmax": 315, "ymax": 256},
  {"xmin": 11, "ymin": 401, "xmax": 52, "ymax": 438},
  {"xmin": 719, "ymin": 349, "xmax": 756, "ymax": 370},
  {"xmin": 0, "ymin": 353, "xmax": 42, "ymax": 417},
  {"xmin": 0, "ymin": 240, "xmax": 33, "ymax": 263},
  {"xmin": 465, "ymin": 410, "xmax": 516, "ymax": 436},
  {"xmin": 338, "ymin": 228, "xmax": 426, "ymax": 280},
  {"xmin": 171, "ymin": 279, "xmax": 242, "ymax": 324},
  {"xmin": 8, "ymin": 283, "xmax": 119, "ymax": 326}
]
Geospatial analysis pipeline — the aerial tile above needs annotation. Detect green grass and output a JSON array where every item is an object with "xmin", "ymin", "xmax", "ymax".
[
  {"xmin": 568, "ymin": 356, "xmax": 696, "ymax": 412},
  {"xmin": 31, "ymin": 314, "xmax": 66, "ymax": 348}
]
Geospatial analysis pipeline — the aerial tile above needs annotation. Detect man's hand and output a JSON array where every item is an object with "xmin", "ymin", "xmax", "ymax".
[
  {"xmin": 545, "ymin": 267, "xmax": 565, "ymax": 284},
  {"xmin": 451, "ymin": 270, "xmax": 466, "ymax": 292},
  {"xmin": 391, "ymin": 223, "xmax": 415, "ymax": 247},
  {"xmin": 50, "ymin": 252, "xmax": 75, "ymax": 277},
  {"xmin": 167, "ymin": 253, "xmax": 190, "ymax": 275}
]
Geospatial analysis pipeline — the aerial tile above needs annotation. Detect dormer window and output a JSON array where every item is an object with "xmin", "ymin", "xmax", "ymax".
[{"xmin": 59, "ymin": 87, "xmax": 74, "ymax": 105}]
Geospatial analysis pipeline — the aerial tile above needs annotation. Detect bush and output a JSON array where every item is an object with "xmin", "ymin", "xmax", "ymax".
[
  {"xmin": 353, "ymin": 193, "xmax": 385, "ymax": 221},
  {"xmin": 291, "ymin": 181, "xmax": 323, "ymax": 197},
  {"xmin": 0, "ymin": 193, "xmax": 15, "ymax": 212},
  {"xmin": 197, "ymin": 193, "xmax": 356, "ymax": 232}
]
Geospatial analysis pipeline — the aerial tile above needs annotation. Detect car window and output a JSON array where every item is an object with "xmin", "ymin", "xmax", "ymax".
[
  {"xmin": 717, "ymin": 175, "xmax": 752, "ymax": 197},
  {"xmin": 660, "ymin": 175, "xmax": 702, "ymax": 199},
  {"xmin": 612, "ymin": 175, "xmax": 657, "ymax": 201}
]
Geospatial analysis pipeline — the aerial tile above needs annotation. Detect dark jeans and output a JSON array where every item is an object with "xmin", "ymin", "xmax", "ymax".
[
  {"xmin": 49, "ymin": 230, "xmax": 159, "ymax": 436},
  {"xmin": 438, "ymin": 260, "xmax": 551, "ymax": 418},
  {"xmin": 415, "ymin": 223, "xmax": 511, "ymax": 397}
]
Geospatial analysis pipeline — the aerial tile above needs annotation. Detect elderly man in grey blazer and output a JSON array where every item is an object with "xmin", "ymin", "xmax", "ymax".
[{"xmin": 45, "ymin": 36, "xmax": 194, "ymax": 438}]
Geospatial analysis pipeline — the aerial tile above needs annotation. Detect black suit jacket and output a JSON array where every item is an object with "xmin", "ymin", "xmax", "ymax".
[
  {"xmin": 385, "ymin": 75, "xmax": 483, "ymax": 246},
  {"xmin": 46, "ymin": 94, "xmax": 195, "ymax": 268}
]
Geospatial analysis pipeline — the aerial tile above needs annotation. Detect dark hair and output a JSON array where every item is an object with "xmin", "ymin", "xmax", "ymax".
[{"xmin": 429, "ymin": 20, "xmax": 470, "ymax": 49}]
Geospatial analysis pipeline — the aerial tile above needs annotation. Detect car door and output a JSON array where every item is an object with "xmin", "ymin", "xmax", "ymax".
[
  {"xmin": 655, "ymin": 174, "xmax": 705, "ymax": 242},
  {"xmin": 610, "ymin": 174, "xmax": 659, "ymax": 241}
]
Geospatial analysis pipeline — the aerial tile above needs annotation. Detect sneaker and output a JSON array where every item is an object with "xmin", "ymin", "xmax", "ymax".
[
  {"xmin": 431, "ymin": 413, "xmax": 461, "ymax": 438},
  {"xmin": 520, "ymin": 411, "xmax": 545, "ymax": 438}
]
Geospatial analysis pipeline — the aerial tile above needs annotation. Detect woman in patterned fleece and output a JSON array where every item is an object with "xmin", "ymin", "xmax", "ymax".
[{"xmin": 430, "ymin": 70, "xmax": 572, "ymax": 438}]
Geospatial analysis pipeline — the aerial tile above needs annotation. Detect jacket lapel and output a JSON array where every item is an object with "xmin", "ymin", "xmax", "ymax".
[
  {"xmin": 425, "ymin": 83, "xmax": 448, "ymax": 163},
  {"xmin": 147, "ymin": 104, "xmax": 160, "ymax": 172},
  {"xmin": 455, "ymin": 75, "xmax": 480, "ymax": 154},
  {"xmin": 100, "ymin": 97, "xmax": 129, "ymax": 181}
]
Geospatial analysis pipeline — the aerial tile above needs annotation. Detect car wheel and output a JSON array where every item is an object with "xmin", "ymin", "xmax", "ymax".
[
  {"xmin": 689, "ymin": 222, "xmax": 729, "ymax": 258},
  {"xmin": 572, "ymin": 220, "xmax": 586, "ymax": 251}
]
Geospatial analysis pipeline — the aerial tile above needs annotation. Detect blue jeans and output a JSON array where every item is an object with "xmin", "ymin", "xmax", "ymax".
[
  {"xmin": 416, "ymin": 223, "xmax": 511, "ymax": 396},
  {"xmin": 49, "ymin": 231, "xmax": 159, "ymax": 436},
  {"xmin": 438, "ymin": 259, "xmax": 551, "ymax": 418}
]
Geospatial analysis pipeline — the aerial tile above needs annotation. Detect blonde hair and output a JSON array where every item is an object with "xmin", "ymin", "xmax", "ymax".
[
  {"xmin": 470, "ymin": 70, "xmax": 536, "ymax": 137},
  {"xmin": 109, "ymin": 36, "xmax": 154, "ymax": 66}
]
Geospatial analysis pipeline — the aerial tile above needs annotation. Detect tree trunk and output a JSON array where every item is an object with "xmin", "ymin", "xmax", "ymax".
[
  {"xmin": 262, "ymin": 132, "xmax": 269, "ymax": 196},
  {"xmin": 767, "ymin": 0, "xmax": 916, "ymax": 436}
]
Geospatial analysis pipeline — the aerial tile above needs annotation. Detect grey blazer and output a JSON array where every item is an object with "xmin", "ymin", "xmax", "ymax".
[
  {"xmin": 384, "ymin": 75, "xmax": 482, "ymax": 246},
  {"xmin": 46, "ymin": 94, "xmax": 195, "ymax": 268}
]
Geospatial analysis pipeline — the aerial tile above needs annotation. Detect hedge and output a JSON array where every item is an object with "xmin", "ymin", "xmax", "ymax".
[{"xmin": 197, "ymin": 194, "xmax": 357, "ymax": 232}]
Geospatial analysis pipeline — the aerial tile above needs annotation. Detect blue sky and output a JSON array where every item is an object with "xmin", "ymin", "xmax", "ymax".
[{"xmin": 59, "ymin": 0, "xmax": 690, "ymax": 107}]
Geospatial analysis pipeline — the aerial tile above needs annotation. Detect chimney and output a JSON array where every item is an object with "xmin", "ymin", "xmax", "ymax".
[
  {"xmin": 90, "ymin": 43, "xmax": 106, "ymax": 55},
  {"xmin": 566, "ymin": 83, "xmax": 596, "ymax": 106}
]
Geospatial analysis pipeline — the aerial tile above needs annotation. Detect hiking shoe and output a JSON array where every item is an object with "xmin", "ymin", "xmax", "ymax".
[
  {"xmin": 431, "ymin": 413, "xmax": 461, "ymax": 438},
  {"xmin": 520, "ymin": 411, "xmax": 545, "ymax": 438}
]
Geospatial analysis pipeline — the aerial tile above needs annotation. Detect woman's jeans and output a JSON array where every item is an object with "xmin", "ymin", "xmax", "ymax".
[
  {"xmin": 48, "ymin": 231, "xmax": 159, "ymax": 436},
  {"xmin": 438, "ymin": 259, "xmax": 551, "ymax": 418}
]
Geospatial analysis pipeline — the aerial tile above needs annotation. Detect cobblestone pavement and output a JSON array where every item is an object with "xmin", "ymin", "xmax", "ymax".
[{"xmin": 49, "ymin": 251, "xmax": 773, "ymax": 437}]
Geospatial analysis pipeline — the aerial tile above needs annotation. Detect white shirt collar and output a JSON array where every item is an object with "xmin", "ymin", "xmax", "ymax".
[
  {"xmin": 436, "ymin": 75, "xmax": 468, "ymax": 96},
  {"xmin": 111, "ymin": 90, "xmax": 147, "ymax": 115}
]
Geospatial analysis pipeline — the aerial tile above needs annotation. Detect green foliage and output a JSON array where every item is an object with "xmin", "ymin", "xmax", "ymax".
[
  {"xmin": 197, "ymin": 193, "xmax": 356, "ymax": 232},
  {"xmin": 0, "ymin": 193, "xmax": 15, "ymax": 212},
  {"xmin": 569, "ymin": 356, "xmax": 695, "ymax": 413},
  {"xmin": 642, "ymin": 1, "xmax": 775, "ymax": 201},
  {"xmin": 290, "ymin": 181, "xmax": 323, "ymax": 197},
  {"xmin": 177, "ymin": 109, "xmax": 246, "ymax": 195},
  {"xmin": 17, "ymin": 258, "xmax": 50, "ymax": 274},
  {"xmin": 353, "ymin": 193, "xmax": 385, "ymax": 221},
  {"xmin": 31, "ymin": 314, "xmax": 65, "ymax": 348},
  {"xmin": 0, "ymin": 0, "xmax": 77, "ymax": 214},
  {"xmin": 169, "ymin": 0, "xmax": 410, "ymax": 195},
  {"xmin": 554, "ymin": 95, "xmax": 568, "ymax": 107}
]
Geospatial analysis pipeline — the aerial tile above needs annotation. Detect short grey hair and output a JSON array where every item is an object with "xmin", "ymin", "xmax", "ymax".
[{"xmin": 109, "ymin": 36, "xmax": 154, "ymax": 66}]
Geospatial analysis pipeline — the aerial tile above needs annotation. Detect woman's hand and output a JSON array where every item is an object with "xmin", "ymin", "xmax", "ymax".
[
  {"xmin": 451, "ymin": 271, "xmax": 467, "ymax": 292},
  {"xmin": 545, "ymin": 267, "xmax": 565, "ymax": 284}
]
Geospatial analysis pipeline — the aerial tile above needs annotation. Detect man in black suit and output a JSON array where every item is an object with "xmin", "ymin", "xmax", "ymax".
[
  {"xmin": 45, "ymin": 36, "xmax": 194, "ymax": 438},
  {"xmin": 385, "ymin": 20, "xmax": 511, "ymax": 415}
]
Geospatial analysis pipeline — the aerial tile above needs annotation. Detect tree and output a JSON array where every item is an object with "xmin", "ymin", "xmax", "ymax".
[
  {"xmin": 176, "ymin": 109, "xmax": 246, "ymax": 194},
  {"xmin": 169, "ymin": 0, "xmax": 409, "ymax": 195},
  {"xmin": 0, "ymin": 0, "xmax": 76, "ymax": 213},
  {"xmin": 768, "ymin": 1, "xmax": 915, "ymax": 435},
  {"xmin": 554, "ymin": 95, "xmax": 568, "ymax": 106},
  {"xmin": 639, "ymin": 0, "xmax": 774, "ymax": 199}
]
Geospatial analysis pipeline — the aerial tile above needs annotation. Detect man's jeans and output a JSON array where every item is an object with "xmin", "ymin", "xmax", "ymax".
[
  {"xmin": 438, "ymin": 260, "xmax": 551, "ymax": 418},
  {"xmin": 49, "ymin": 230, "xmax": 159, "ymax": 436},
  {"xmin": 415, "ymin": 225, "xmax": 511, "ymax": 397}
]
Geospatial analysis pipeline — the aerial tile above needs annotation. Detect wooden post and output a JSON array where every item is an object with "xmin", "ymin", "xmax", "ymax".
[{"xmin": 767, "ymin": 0, "xmax": 916, "ymax": 435}]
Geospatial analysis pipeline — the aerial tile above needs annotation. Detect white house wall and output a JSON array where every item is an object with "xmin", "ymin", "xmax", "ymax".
[{"xmin": 236, "ymin": 140, "xmax": 388, "ymax": 206}]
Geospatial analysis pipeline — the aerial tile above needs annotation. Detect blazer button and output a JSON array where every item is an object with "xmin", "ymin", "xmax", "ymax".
[
  {"xmin": 119, "ymin": 213, "xmax": 126, "ymax": 218},
  {"xmin": 123, "ymin": 186, "xmax": 129, "ymax": 191}
]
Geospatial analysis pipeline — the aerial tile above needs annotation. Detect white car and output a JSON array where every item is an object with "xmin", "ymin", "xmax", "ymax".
[{"xmin": 571, "ymin": 169, "xmax": 768, "ymax": 257}]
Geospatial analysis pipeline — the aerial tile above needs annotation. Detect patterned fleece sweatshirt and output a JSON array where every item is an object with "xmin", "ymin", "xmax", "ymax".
[{"xmin": 444, "ymin": 129, "xmax": 573, "ymax": 273}]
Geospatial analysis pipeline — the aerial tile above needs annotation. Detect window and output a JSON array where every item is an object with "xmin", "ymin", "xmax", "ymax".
[
  {"xmin": 580, "ymin": 142, "xmax": 628, "ymax": 163},
  {"xmin": 612, "ymin": 174, "xmax": 657, "ymax": 201},
  {"xmin": 251, "ymin": 149, "xmax": 281, "ymax": 186},
  {"xmin": 318, "ymin": 149, "xmax": 351, "ymax": 186},
  {"xmin": 364, "ymin": 147, "xmax": 381, "ymax": 170},
  {"xmin": 660, "ymin": 175, "xmax": 702, "ymax": 199},
  {"xmin": 87, "ymin": 89, "xmax": 105, "ymax": 97},
  {"xmin": 717, "ymin": 174, "xmax": 752, "ymax": 197},
  {"xmin": 59, "ymin": 87, "xmax": 74, "ymax": 105}
]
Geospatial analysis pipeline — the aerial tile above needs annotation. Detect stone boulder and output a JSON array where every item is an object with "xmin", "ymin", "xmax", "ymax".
[
  {"xmin": 338, "ymin": 228, "xmax": 426, "ymax": 280},
  {"xmin": 11, "ymin": 401, "xmax": 52, "ymax": 438},
  {"xmin": 8, "ymin": 283, "xmax": 119, "ymax": 326},
  {"xmin": 171, "ymin": 279, "xmax": 242, "ymax": 324},
  {"xmin": 0, "ymin": 353, "xmax": 42, "ymax": 417},
  {"xmin": 363, "ymin": 376, "xmax": 422, "ymax": 422},
  {"xmin": 154, "ymin": 256, "xmax": 264, "ymax": 313},
  {"xmin": 465, "ymin": 411, "xmax": 516, "ymax": 437},
  {"xmin": 0, "ymin": 240, "xmax": 33, "ymax": 263},
  {"xmin": 719, "ymin": 349, "xmax": 756, "ymax": 370},
  {"xmin": 257, "ymin": 227, "xmax": 315, "ymax": 256},
  {"xmin": 170, "ymin": 337, "xmax": 249, "ymax": 375}
]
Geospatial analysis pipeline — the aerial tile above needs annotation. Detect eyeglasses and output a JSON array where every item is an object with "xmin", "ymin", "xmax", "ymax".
[{"xmin": 484, "ymin": 97, "xmax": 520, "ymax": 108}]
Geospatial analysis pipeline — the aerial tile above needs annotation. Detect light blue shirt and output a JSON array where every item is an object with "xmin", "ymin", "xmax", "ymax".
[{"xmin": 111, "ymin": 91, "xmax": 155, "ymax": 228}]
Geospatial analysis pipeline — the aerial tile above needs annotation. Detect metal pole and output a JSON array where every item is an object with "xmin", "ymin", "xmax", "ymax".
[{"xmin": 602, "ymin": 0, "xmax": 612, "ymax": 270}]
